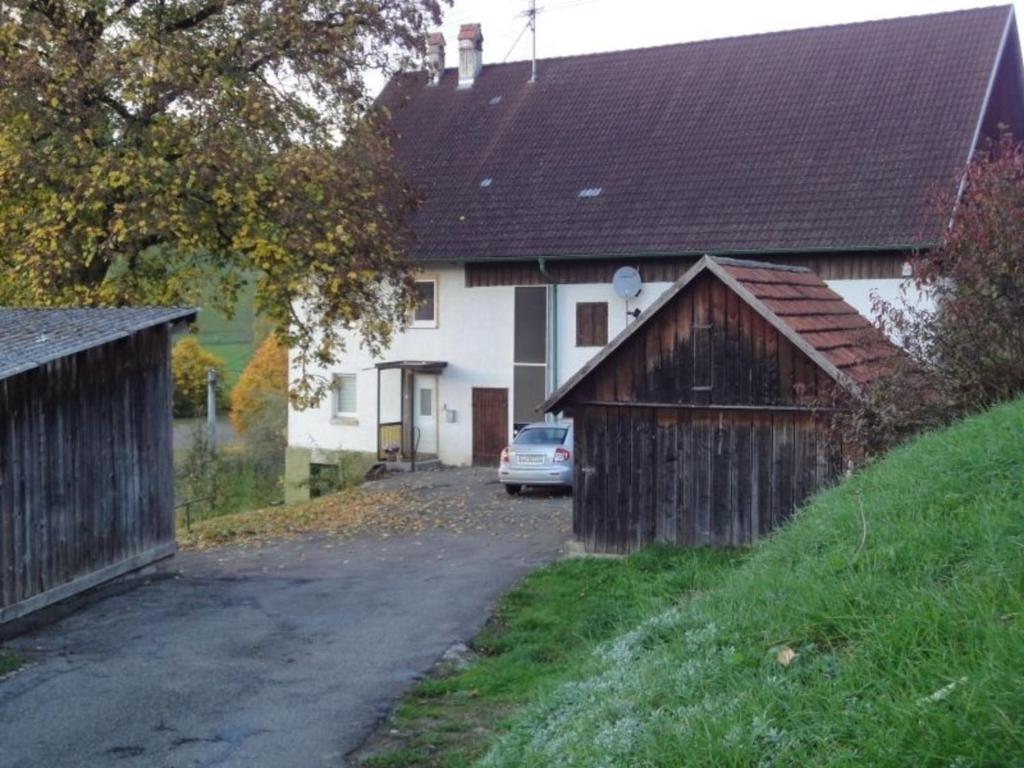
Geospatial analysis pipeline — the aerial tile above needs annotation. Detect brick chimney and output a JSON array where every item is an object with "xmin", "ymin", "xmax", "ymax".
[
  {"xmin": 458, "ymin": 23, "xmax": 483, "ymax": 88},
  {"xmin": 426, "ymin": 32, "xmax": 445, "ymax": 85}
]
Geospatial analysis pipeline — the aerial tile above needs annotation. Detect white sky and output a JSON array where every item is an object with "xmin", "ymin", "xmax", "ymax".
[{"xmin": 370, "ymin": 0, "xmax": 1020, "ymax": 94}]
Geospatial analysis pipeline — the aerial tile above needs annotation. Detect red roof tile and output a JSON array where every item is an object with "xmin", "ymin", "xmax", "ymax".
[
  {"xmin": 380, "ymin": 6, "xmax": 1019, "ymax": 263},
  {"xmin": 721, "ymin": 262, "xmax": 901, "ymax": 386}
]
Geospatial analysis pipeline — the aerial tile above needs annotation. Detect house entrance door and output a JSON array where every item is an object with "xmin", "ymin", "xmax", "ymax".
[
  {"xmin": 472, "ymin": 388, "xmax": 509, "ymax": 466},
  {"xmin": 414, "ymin": 376, "xmax": 438, "ymax": 455}
]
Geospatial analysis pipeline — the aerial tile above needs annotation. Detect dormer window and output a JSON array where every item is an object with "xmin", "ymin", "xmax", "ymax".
[{"xmin": 410, "ymin": 278, "xmax": 438, "ymax": 328}]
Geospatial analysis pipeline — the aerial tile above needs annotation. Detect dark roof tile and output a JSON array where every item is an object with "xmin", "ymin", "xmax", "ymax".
[{"xmin": 383, "ymin": 6, "xmax": 1015, "ymax": 262}]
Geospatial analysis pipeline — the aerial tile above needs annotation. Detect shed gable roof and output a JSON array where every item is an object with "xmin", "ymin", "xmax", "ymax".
[
  {"xmin": 0, "ymin": 307, "xmax": 196, "ymax": 380},
  {"xmin": 381, "ymin": 5, "xmax": 1020, "ymax": 262},
  {"xmin": 541, "ymin": 256, "xmax": 901, "ymax": 413}
]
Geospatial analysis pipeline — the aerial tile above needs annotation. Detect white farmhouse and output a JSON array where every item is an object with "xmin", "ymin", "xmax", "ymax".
[{"xmin": 286, "ymin": 7, "xmax": 1024, "ymax": 499}]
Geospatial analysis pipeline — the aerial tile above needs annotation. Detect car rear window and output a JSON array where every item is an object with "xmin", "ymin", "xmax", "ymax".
[{"xmin": 514, "ymin": 427, "xmax": 568, "ymax": 445}]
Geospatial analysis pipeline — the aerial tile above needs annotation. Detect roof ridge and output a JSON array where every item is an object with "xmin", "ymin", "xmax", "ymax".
[
  {"xmin": 711, "ymin": 256, "xmax": 811, "ymax": 273},
  {"xmin": 425, "ymin": 4, "xmax": 1011, "ymax": 75}
]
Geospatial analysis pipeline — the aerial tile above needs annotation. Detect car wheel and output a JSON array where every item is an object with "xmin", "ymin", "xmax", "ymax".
[{"xmin": 505, "ymin": 484, "xmax": 522, "ymax": 496}]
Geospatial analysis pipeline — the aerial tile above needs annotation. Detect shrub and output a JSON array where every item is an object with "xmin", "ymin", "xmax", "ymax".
[
  {"xmin": 229, "ymin": 335, "xmax": 288, "ymax": 435},
  {"xmin": 171, "ymin": 336, "xmax": 228, "ymax": 418},
  {"xmin": 849, "ymin": 131, "xmax": 1024, "ymax": 454}
]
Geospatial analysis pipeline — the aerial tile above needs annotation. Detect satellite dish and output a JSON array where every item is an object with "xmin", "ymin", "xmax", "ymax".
[{"xmin": 612, "ymin": 266, "xmax": 643, "ymax": 299}]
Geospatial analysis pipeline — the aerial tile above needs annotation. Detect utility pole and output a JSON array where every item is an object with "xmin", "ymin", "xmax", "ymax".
[{"xmin": 206, "ymin": 367, "xmax": 218, "ymax": 450}]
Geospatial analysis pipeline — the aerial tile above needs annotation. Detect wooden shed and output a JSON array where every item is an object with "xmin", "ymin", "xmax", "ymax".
[
  {"xmin": 541, "ymin": 256, "xmax": 899, "ymax": 553},
  {"xmin": 0, "ymin": 307, "xmax": 195, "ymax": 626}
]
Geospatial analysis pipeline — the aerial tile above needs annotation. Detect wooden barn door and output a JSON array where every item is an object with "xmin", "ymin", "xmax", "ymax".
[{"xmin": 472, "ymin": 388, "xmax": 508, "ymax": 466}]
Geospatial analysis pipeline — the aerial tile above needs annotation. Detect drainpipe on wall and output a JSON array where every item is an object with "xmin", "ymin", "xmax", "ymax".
[{"xmin": 538, "ymin": 258, "xmax": 558, "ymax": 422}]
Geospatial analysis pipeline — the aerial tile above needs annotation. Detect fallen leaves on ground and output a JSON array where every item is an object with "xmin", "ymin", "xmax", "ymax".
[
  {"xmin": 178, "ymin": 489, "xmax": 426, "ymax": 550},
  {"xmin": 177, "ymin": 470, "xmax": 572, "ymax": 551}
]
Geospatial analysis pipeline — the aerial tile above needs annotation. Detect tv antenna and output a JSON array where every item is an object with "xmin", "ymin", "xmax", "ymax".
[{"xmin": 517, "ymin": 1, "xmax": 541, "ymax": 82}]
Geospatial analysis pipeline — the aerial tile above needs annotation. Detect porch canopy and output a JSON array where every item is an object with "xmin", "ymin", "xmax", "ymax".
[
  {"xmin": 375, "ymin": 360, "xmax": 448, "ymax": 374},
  {"xmin": 375, "ymin": 360, "xmax": 448, "ymax": 467}
]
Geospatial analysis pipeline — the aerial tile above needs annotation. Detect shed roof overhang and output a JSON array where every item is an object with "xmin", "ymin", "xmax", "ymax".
[
  {"xmin": 0, "ymin": 307, "xmax": 198, "ymax": 381},
  {"xmin": 375, "ymin": 360, "xmax": 448, "ymax": 375}
]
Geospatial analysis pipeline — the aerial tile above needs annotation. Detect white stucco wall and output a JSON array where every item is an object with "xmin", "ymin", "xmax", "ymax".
[
  {"xmin": 288, "ymin": 266, "xmax": 927, "ymax": 467},
  {"xmin": 288, "ymin": 263, "xmax": 515, "ymax": 466},
  {"xmin": 553, "ymin": 281, "xmax": 673, "ymax": 388}
]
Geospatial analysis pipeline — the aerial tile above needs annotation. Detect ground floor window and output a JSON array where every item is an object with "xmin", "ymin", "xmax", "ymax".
[
  {"xmin": 332, "ymin": 373, "xmax": 358, "ymax": 417},
  {"xmin": 309, "ymin": 463, "xmax": 340, "ymax": 498}
]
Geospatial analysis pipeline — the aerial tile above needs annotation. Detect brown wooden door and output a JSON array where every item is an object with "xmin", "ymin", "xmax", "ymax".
[{"xmin": 472, "ymin": 388, "xmax": 509, "ymax": 466}]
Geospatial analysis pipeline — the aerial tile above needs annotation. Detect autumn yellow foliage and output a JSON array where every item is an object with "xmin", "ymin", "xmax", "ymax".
[
  {"xmin": 171, "ymin": 337, "xmax": 228, "ymax": 418},
  {"xmin": 230, "ymin": 336, "xmax": 288, "ymax": 434}
]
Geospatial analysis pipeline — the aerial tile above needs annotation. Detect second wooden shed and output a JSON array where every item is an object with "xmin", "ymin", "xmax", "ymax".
[
  {"xmin": 1, "ymin": 307, "xmax": 195, "ymax": 627},
  {"xmin": 541, "ymin": 256, "xmax": 899, "ymax": 553}
]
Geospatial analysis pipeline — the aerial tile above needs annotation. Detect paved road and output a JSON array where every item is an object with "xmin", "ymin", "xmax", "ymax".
[{"xmin": 0, "ymin": 469, "xmax": 570, "ymax": 768}]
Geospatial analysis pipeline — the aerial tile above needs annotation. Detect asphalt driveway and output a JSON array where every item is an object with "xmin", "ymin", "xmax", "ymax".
[{"xmin": 0, "ymin": 468, "xmax": 571, "ymax": 768}]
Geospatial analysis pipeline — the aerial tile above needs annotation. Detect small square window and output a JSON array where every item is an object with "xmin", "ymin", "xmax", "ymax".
[
  {"xmin": 576, "ymin": 302, "xmax": 609, "ymax": 347},
  {"xmin": 332, "ymin": 373, "xmax": 358, "ymax": 416},
  {"xmin": 410, "ymin": 279, "xmax": 438, "ymax": 328}
]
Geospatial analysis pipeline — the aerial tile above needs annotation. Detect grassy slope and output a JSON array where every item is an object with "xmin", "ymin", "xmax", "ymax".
[
  {"xmin": 483, "ymin": 398, "xmax": 1024, "ymax": 766},
  {"xmin": 358, "ymin": 548, "xmax": 742, "ymax": 767}
]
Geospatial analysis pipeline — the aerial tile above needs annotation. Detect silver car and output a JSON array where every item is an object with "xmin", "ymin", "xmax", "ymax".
[{"xmin": 498, "ymin": 420, "xmax": 574, "ymax": 495}]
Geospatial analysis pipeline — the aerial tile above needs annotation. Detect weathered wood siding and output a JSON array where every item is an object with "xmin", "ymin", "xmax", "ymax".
[
  {"xmin": 562, "ymin": 271, "xmax": 844, "ymax": 552},
  {"xmin": 465, "ymin": 252, "xmax": 906, "ymax": 287},
  {"xmin": 0, "ymin": 326, "xmax": 176, "ymax": 623},
  {"xmin": 568, "ymin": 272, "xmax": 835, "ymax": 407},
  {"xmin": 573, "ymin": 406, "xmax": 840, "ymax": 552}
]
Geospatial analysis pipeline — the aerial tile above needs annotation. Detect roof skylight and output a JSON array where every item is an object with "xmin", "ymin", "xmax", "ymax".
[
  {"xmin": 578, "ymin": 187, "xmax": 603, "ymax": 198},
  {"xmin": 489, "ymin": 95, "xmax": 502, "ymax": 105},
  {"xmin": 479, "ymin": 177, "xmax": 493, "ymax": 188}
]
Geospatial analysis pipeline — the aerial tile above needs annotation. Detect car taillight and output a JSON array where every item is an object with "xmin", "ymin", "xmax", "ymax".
[
  {"xmin": 553, "ymin": 447, "xmax": 571, "ymax": 463},
  {"xmin": 500, "ymin": 447, "xmax": 510, "ymax": 464}
]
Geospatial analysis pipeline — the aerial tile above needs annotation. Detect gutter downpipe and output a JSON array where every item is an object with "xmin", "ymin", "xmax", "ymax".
[{"xmin": 538, "ymin": 258, "xmax": 558, "ymax": 422}]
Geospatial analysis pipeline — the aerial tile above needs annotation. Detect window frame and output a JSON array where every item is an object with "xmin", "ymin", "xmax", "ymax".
[
  {"xmin": 409, "ymin": 277, "xmax": 439, "ymax": 329},
  {"xmin": 332, "ymin": 373, "xmax": 359, "ymax": 418}
]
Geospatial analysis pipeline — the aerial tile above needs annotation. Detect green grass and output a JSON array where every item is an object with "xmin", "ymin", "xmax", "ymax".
[
  {"xmin": 204, "ymin": 342, "xmax": 253, "ymax": 385},
  {"xmin": 0, "ymin": 649, "xmax": 24, "ymax": 677},
  {"xmin": 481, "ymin": 397, "xmax": 1024, "ymax": 767},
  {"xmin": 195, "ymin": 279, "xmax": 257, "ymax": 385},
  {"xmin": 356, "ymin": 547, "xmax": 742, "ymax": 767}
]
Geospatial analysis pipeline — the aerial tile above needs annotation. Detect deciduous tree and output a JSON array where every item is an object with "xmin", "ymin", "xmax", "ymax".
[{"xmin": 0, "ymin": 0, "xmax": 448, "ymax": 403}]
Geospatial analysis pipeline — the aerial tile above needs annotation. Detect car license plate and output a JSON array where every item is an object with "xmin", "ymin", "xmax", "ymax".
[{"xmin": 517, "ymin": 454, "xmax": 545, "ymax": 465}]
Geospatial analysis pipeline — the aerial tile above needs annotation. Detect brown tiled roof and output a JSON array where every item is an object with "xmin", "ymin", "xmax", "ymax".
[
  {"xmin": 542, "ymin": 256, "xmax": 901, "ymax": 412},
  {"xmin": 719, "ymin": 262, "xmax": 901, "ymax": 386},
  {"xmin": 380, "ymin": 6, "xmax": 1018, "ymax": 262}
]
